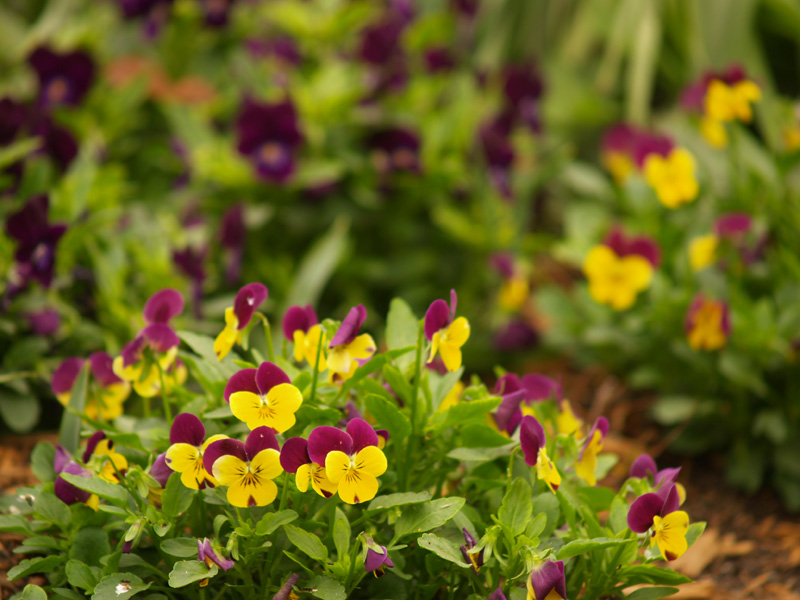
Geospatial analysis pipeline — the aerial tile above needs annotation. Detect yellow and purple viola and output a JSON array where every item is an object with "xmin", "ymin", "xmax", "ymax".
[
  {"xmin": 576, "ymin": 417, "xmax": 609, "ymax": 486},
  {"xmin": 224, "ymin": 362, "xmax": 303, "ymax": 432},
  {"xmin": 520, "ymin": 415, "xmax": 561, "ymax": 494},
  {"xmin": 279, "ymin": 436, "xmax": 339, "ymax": 499},
  {"xmin": 214, "ymin": 282, "xmax": 268, "ymax": 360},
  {"xmin": 306, "ymin": 418, "xmax": 387, "ymax": 504},
  {"xmin": 54, "ymin": 446, "xmax": 98, "ymax": 508},
  {"xmin": 235, "ymin": 98, "xmax": 303, "ymax": 183},
  {"xmin": 689, "ymin": 213, "xmax": 760, "ymax": 272},
  {"xmin": 491, "ymin": 253, "xmax": 530, "ymax": 312},
  {"xmin": 601, "ymin": 124, "xmax": 674, "ymax": 184},
  {"xmin": 583, "ymin": 228, "xmax": 659, "ymax": 311},
  {"xmin": 630, "ymin": 453, "xmax": 687, "ymax": 505},
  {"xmin": 490, "ymin": 372, "xmax": 560, "ymax": 436},
  {"xmin": 28, "ymin": 46, "xmax": 95, "ymax": 108},
  {"xmin": 197, "ymin": 537, "xmax": 235, "ymax": 577},
  {"xmin": 460, "ymin": 528, "xmax": 484, "ymax": 574},
  {"xmin": 283, "ymin": 304, "xmax": 327, "ymax": 371},
  {"xmin": 52, "ymin": 352, "xmax": 132, "ymax": 421},
  {"xmin": 685, "ymin": 294, "xmax": 731, "ymax": 351},
  {"xmin": 203, "ymin": 427, "xmax": 284, "ymax": 508},
  {"xmin": 643, "ymin": 148, "xmax": 699, "ymax": 209},
  {"xmin": 165, "ymin": 413, "xmax": 228, "ymax": 490},
  {"xmin": 628, "ymin": 484, "xmax": 690, "ymax": 561},
  {"xmin": 425, "ymin": 290, "xmax": 470, "ymax": 372},
  {"xmin": 82, "ymin": 431, "xmax": 129, "ymax": 485},
  {"xmin": 527, "ymin": 559, "xmax": 566, "ymax": 600},
  {"xmin": 327, "ymin": 305, "xmax": 376, "ymax": 381}
]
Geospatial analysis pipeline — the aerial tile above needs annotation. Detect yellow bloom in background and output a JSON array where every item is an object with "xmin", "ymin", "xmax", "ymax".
[
  {"xmin": 438, "ymin": 380, "xmax": 464, "ymax": 412},
  {"xmin": 704, "ymin": 79, "xmax": 761, "ymax": 123},
  {"xmin": 213, "ymin": 283, "xmax": 268, "ymax": 360},
  {"xmin": 214, "ymin": 307, "xmax": 242, "ymax": 360},
  {"xmin": 575, "ymin": 417, "xmax": 609, "ymax": 487},
  {"xmin": 603, "ymin": 151, "xmax": 635, "ymax": 184},
  {"xmin": 498, "ymin": 275, "xmax": 529, "ymax": 312},
  {"xmin": 327, "ymin": 305, "xmax": 376, "ymax": 382},
  {"xmin": 651, "ymin": 511, "xmax": 690, "ymax": 561},
  {"xmin": 700, "ymin": 116, "xmax": 727, "ymax": 148},
  {"xmin": 535, "ymin": 447, "xmax": 561, "ymax": 494},
  {"xmin": 644, "ymin": 148, "xmax": 699, "ymax": 209},
  {"xmin": 583, "ymin": 245, "xmax": 653, "ymax": 310},
  {"xmin": 686, "ymin": 295, "xmax": 730, "ymax": 351},
  {"xmin": 689, "ymin": 234, "xmax": 718, "ymax": 272},
  {"xmin": 293, "ymin": 324, "xmax": 328, "ymax": 371},
  {"xmin": 555, "ymin": 400, "xmax": 582, "ymax": 436}
]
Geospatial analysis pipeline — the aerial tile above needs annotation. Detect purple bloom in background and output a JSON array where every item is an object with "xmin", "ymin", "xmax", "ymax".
[
  {"xmin": 715, "ymin": 212, "xmax": 752, "ymax": 237},
  {"xmin": 452, "ymin": 0, "xmax": 478, "ymax": 17},
  {"xmin": 369, "ymin": 128, "xmax": 420, "ymax": 174},
  {"xmin": 5, "ymin": 195, "xmax": 67, "ymax": 289},
  {"xmin": 236, "ymin": 98, "xmax": 303, "ymax": 183},
  {"xmin": 220, "ymin": 204, "xmax": 245, "ymax": 284},
  {"xmin": 364, "ymin": 545, "xmax": 394, "ymax": 577},
  {"xmin": 199, "ymin": 0, "xmax": 236, "ymax": 27},
  {"xmin": 272, "ymin": 574, "xmax": 300, "ymax": 600},
  {"xmin": 424, "ymin": 47, "xmax": 455, "ymax": 73},
  {"xmin": 173, "ymin": 246, "xmax": 208, "ymax": 318},
  {"xmin": 502, "ymin": 63, "xmax": 544, "ymax": 133},
  {"xmin": 493, "ymin": 319, "xmax": 538, "ymax": 351},
  {"xmin": 281, "ymin": 304, "xmax": 318, "ymax": 341},
  {"xmin": 681, "ymin": 64, "xmax": 746, "ymax": 112},
  {"xmin": 27, "ymin": 309, "xmax": 60, "ymax": 335},
  {"xmin": 480, "ymin": 119, "xmax": 514, "ymax": 199},
  {"xmin": 118, "ymin": 0, "xmax": 173, "ymax": 37},
  {"xmin": 0, "ymin": 97, "xmax": 27, "ymax": 145},
  {"xmin": 143, "ymin": 288, "xmax": 184, "ymax": 325},
  {"xmin": 246, "ymin": 37, "xmax": 302, "ymax": 65},
  {"xmin": 603, "ymin": 226, "xmax": 661, "ymax": 268},
  {"xmin": 358, "ymin": 9, "xmax": 411, "ymax": 97},
  {"xmin": 198, "ymin": 538, "xmax": 235, "ymax": 570},
  {"xmin": 33, "ymin": 117, "xmax": 79, "ymax": 171},
  {"xmin": 528, "ymin": 560, "xmax": 567, "ymax": 600},
  {"xmin": 629, "ymin": 453, "xmax": 681, "ymax": 487},
  {"xmin": 28, "ymin": 47, "xmax": 95, "ymax": 108},
  {"xmin": 330, "ymin": 304, "xmax": 368, "ymax": 348}
]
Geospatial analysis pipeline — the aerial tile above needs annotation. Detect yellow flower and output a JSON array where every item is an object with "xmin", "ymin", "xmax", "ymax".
[
  {"xmin": 689, "ymin": 234, "xmax": 718, "ymax": 272},
  {"xmin": 229, "ymin": 383, "xmax": 303, "ymax": 433},
  {"xmin": 700, "ymin": 116, "xmax": 727, "ymax": 148},
  {"xmin": 438, "ymin": 380, "xmax": 464, "ymax": 412},
  {"xmin": 704, "ymin": 79, "xmax": 761, "ymax": 123},
  {"xmin": 651, "ymin": 511, "xmax": 690, "ymax": 561},
  {"xmin": 328, "ymin": 334, "xmax": 376, "ymax": 382},
  {"xmin": 575, "ymin": 417, "xmax": 608, "ymax": 487},
  {"xmin": 213, "ymin": 449, "xmax": 283, "ymax": 508},
  {"xmin": 296, "ymin": 462, "xmax": 339, "ymax": 498},
  {"xmin": 583, "ymin": 245, "xmax": 653, "ymax": 311},
  {"xmin": 293, "ymin": 324, "xmax": 328, "ymax": 371},
  {"xmin": 644, "ymin": 148, "xmax": 699, "ymax": 209},
  {"xmin": 214, "ymin": 307, "xmax": 242, "ymax": 361},
  {"xmin": 428, "ymin": 318, "xmax": 470, "ymax": 372},
  {"xmin": 325, "ymin": 446, "xmax": 387, "ymax": 504},
  {"xmin": 92, "ymin": 439, "xmax": 129, "ymax": 484},
  {"xmin": 536, "ymin": 447, "xmax": 561, "ymax": 494},
  {"xmin": 686, "ymin": 297, "xmax": 729, "ymax": 351},
  {"xmin": 498, "ymin": 276, "xmax": 529, "ymax": 312},
  {"xmin": 166, "ymin": 435, "xmax": 228, "ymax": 490},
  {"xmin": 603, "ymin": 151, "xmax": 636, "ymax": 184},
  {"xmin": 555, "ymin": 401, "xmax": 582, "ymax": 437}
]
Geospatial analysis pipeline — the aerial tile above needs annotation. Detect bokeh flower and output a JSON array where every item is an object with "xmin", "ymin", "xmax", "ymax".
[
  {"xmin": 685, "ymin": 294, "xmax": 730, "ymax": 351},
  {"xmin": 583, "ymin": 244, "xmax": 654, "ymax": 311},
  {"xmin": 644, "ymin": 148, "xmax": 699, "ymax": 208},
  {"xmin": 28, "ymin": 46, "xmax": 95, "ymax": 108},
  {"xmin": 283, "ymin": 304, "xmax": 327, "ymax": 371},
  {"xmin": 368, "ymin": 128, "xmax": 420, "ymax": 175},
  {"xmin": 236, "ymin": 98, "xmax": 303, "ymax": 183},
  {"xmin": 52, "ymin": 353, "xmax": 131, "ymax": 420},
  {"xmin": 5, "ymin": 195, "xmax": 67, "ymax": 290},
  {"xmin": 576, "ymin": 417, "xmax": 609, "ymax": 486},
  {"xmin": 425, "ymin": 290, "xmax": 470, "ymax": 372}
]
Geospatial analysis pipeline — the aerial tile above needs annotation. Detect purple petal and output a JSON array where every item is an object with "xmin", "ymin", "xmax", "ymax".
[
  {"xmin": 142, "ymin": 323, "xmax": 180, "ymax": 352},
  {"xmin": 530, "ymin": 560, "xmax": 566, "ymax": 600},
  {"xmin": 424, "ymin": 299, "xmax": 450, "ymax": 341},
  {"xmin": 233, "ymin": 283, "xmax": 268, "ymax": 329},
  {"xmin": 462, "ymin": 528, "xmax": 477, "ymax": 549},
  {"xmin": 488, "ymin": 588, "xmax": 508, "ymax": 600},
  {"xmin": 449, "ymin": 289, "xmax": 458, "ymax": 321},
  {"xmin": 338, "ymin": 401, "xmax": 363, "ymax": 426},
  {"xmin": 272, "ymin": 574, "xmax": 300, "ymax": 600},
  {"xmin": 627, "ymin": 492, "xmax": 663, "ymax": 533},
  {"xmin": 170, "ymin": 413, "xmax": 206, "ymax": 446},
  {"xmin": 203, "ymin": 438, "xmax": 247, "ymax": 475},
  {"xmin": 55, "ymin": 461, "xmax": 92, "ymax": 505},
  {"xmin": 347, "ymin": 418, "xmax": 379, "ymax": 454},
  {"xmin": 307, "ymin": 426, "xmax": 353, "ymax": 465},
  {"xmin": 715, "ymin": 213, "xmax": 752, "ymax": 237},
  {"xmin": 520, "ymin": 415, "xmax": 546, "ymax": 466},
  {"xmin": 245, "ymin": 426, "xmax": 281, "ymax": 461},
  {"xmin": 51, "ymin": 357, "xmax": 85, "ymax": 395},
  {"xmin": 281, "ymin": 305, "xmax": 317, "ymax": 340},
  {"xmin": 143, "ymin": 288, "xmax": 184, "ymax": 325},
  {"xmin": 200, "ymin": 539, "xmax": 234, "ymax": 571},
  {"xmin": 279, "ymin": 437, "xmax": 310, "ymax": 473},
  {"xmin": 5, "ymin": 195, "xmax": 50, "ymax": 246},
  {"xmin": 89, "ymin": 352, "xmax": 123, "ymax": 388},
  {"xmin": 655, "ymin": 467, "xmax": 681, "ymax": 487},
  {"xmin": 82, "ymin": 431, "xmax": 107, "ymax": 463},
  {"xmin": 629, "ymin": 454, "xmax": 658, "ymax": 480},
  {"xmin": 520, "ymin": 374, "xmax": 559, "ymax": 402},
  {"xmin": 330, "ymin": 305, "xmax": 367, "ymax": 348},
  {"xmin": 120, "ymin": 335, "xmax": 146, "ymax": 367},
  {"xmin": 656, "ymin": 483, "xmax": 680, "ymax": 515},
  {"xmin": 150, "ymin": 453, "xmax": 171, "ymax": 487},
  {"xmin": 27, "ymin": 309, "xmax": 60, "ymax": 336},
  {"xmin": 364, "ymin": 546, "xmax": 392, "ymax": 572},
  {"xmin": 255, "ymin": 362, "xmax": 291, "ymax": 395},
  {"xmin": 224, "ymin": 369, "xmax": 259, "ymax": 403},
  {"xmin": 494, "ymin": 373, "xmax": 521, "ymax": 396},
  {"xmin": 490, "ymin": 253, "xmax": 515, "ymax": 279},
  {"xmin": 493, "ymin": 389, "xmax": 526, "ymax": 434},
  {"xmin": 53, "ymin": 445, "xmax": 71, "ymax": 474}
]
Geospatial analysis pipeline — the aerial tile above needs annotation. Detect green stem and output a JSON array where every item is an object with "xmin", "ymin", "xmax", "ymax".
[
  {"xmin": 278, "ymin": 472, "xmax": 291, "ymax": 512},
  {"xmin": 261, "ymin": 315, "xmax": 276, "ymax": 363},
  {"xmin": 309, "ymin": 333, "xmax": 324, "ymax": 405},
  {"xmin": 403, "ymin": 322, "xmax": 425, "ymax": 491},
  {"xmin": 506, "ymin": 447, "xmax": 520, "ymax": 490}
]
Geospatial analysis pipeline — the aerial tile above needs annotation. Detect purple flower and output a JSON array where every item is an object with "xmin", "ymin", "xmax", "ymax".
[
  {"xmin": 272, "ymin": 574, "xmax": 300, "ymax": 600},
  {"xmin": 715, "ymin": 213, "xmax": 752, "ymax": 237},
  {"xmin": 364, "ymin": 545, "xmax": 394, "ymax": 577},
  {"xmin": 51, "ymin": 357, "xmax": 85, "ymax": 405},
  {"xmin": 54, "ymin": 460, "xmax": 93, "ymax": 505},
  {"xmin": 199, "ymin": 0, "xmax": 236, "ymax": 27},
  {"xmin": 27, "ymin": 309, "xmax": 60, "ymax": 336},
  {"xmin": 424, "ymin": 47, "xmax": 455, "ymax": 73},
  {"xmin": 369, "ymin": 128, "xmax": 420, "ymax": 174},
  {"xmin": 491, "ymin": 373, "xmax": 559, "ymax": 435},
  {"xmin": 149, "ymin": 452, "xmax": 172, "ymax": 488},
  {"xmin": 330, "ymin": 304, "xmax": 368, "ymax": 348},
  {"xmin": 487, "ymin": 588, "xmax": 507, "ymax": 600},
  {"xmin": 459, "ymin": 528, "xmax": 483, "ymax": 573},
  {"xmin": 492, "ymin": 319, "xmax": 538, "ymax": 351},
  {"xmin": 173, "ymin": 246, "xmax": 207, "ymax": 317},
  {"xmin": 236, "ymin": 98, "xmax": 303, "ymax": 183},
  {"xmin": 603, "ymin": 226, "xmax": 661, "ymax": 268},
  {"xmin": 246, "ymin": 37, "xmax": 301, "ymax": 65},
  {"xmin": 502, "ymin": 64, "xmax": 544, "ymax": 133},
  {"xmin": 424, "ymin": 290, "xmax": 457, "ymax": 342},
  {"xmin": 0, "ymin": 97, "xmax": 27, "ymax": 145},
  {"xmin": 627, "ymin": 483, "xmax": 681, "ymax": 533},
  {"xmin": 118, "ymin": 324, "xmax": 181, "ymax": 369},
  {"xmin": 28, "ymin": 47, "xmax": 95, "ymax": 108},
  {"xmin": 359, "ymin": 18, "xmax": 405, "ymax": 66},
  {"xmin": 5, "ymin": 195, "xmax": 67, "ymax": 289},
  {"xmin": 629, "ymin": 454, "xmax": 681, "ymax": 487},
  {"xmin": 306, "ymin": 418, "xmax": 380, "ymax": 466},
  {"xmin": 601, "ymin": 124, "xmax": 674, "ymax": 171},
  {"xmin": 214, "ymin": 283, "xmax": 269, "ymax": 359},
  {"xmin": 198, "ymin": 538, "xmax": 235, "ymax": 571},
  {"xmin": 220, "ymin": 204, "xmax": 245, "ymax": 284},
  {"xmin": 279, "ymin": 437, "xmax": 338, "ymax": 499},
  {"xmin": 222, "ymin": 361, "xmax": 290, "ymax": 404},
  {"xmin": 143, "ymin": 288, "xmax": 184, "ymax": 325},
  {"xmin": 480, "ymin": 119, "xmax": 514, "ymax": 199},
  {"xmin": 32, "ymin": 116, "xmax": 79, "ymax": 171},
  {"xmin": 527, "ymin": 560, "xmax": 566, "ymax": 600},
  {"xmin": 281, "ymin": 304, "xmax": 318, "ymax": 341},
  {"xmin": 681, "ymin": 64, "xmax": 746, "ymax": 112}
]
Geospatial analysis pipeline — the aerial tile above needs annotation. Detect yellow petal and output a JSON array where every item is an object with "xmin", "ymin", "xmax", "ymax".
[
  {"xmin": 327, "ymin": 347, "xmax": 352, "ymax": 376},
  {"xmin": 621, "ymin": 256, "xmax": 653, "ymax": 291},
  {"xmin": 446, "ymin": 317, "xmax": 470, "ymax": 347},
  {"xmin": 226, "ymin": 477, "xmax": 278, "ymax": 508},
  {"xmin": 700, "ymin": 116, "xmax": 727, "ymax": 149},
  {"xmin": 354, "ymin": 446, "xmax": 387, "ymax": 478},
  {"xmin": 249, "ymin": 449, "xmax": 283, "ymax": 481},
  {"xmin": 654, "ymin": 511, "xmax": 690, "ymax": 560},
  {"xmin": 689, "ymin": 235, "xmax": 718, "ymax": 271},
  {"xmin": 166, "ymin": 443, "xmax": 201, "ymax": 474},
  {"xmin": 325, "ymin": 450, "xmax": 351, "ymax": 484},
  {"xmin": 346, "ymin": 334, "xmax": 376, "ymax": 360},
  {"xmin": 583, "ymin": 246, "xmax": 617, "ymax": 279},
  {"xmin": 337, "ymin": 470, "xmax": 379, "ymax": 504},
  {"xmin": 293, "ymin": 330, "xmax": 306, "ymax": 363},
  {"xmin": 296, "ymin": 464, "xmax": 312, "ymax": 493},
  {"xmin": 212, "ymin": 454, "xmax": 248, "ymax": 487},
  {"xmin": 427, "ymin": 330, "xmax": 442, "ymax": 364},
  {"xmin": 310, "ymin": 463, "xmax": 339, "ymax": 498},
  {"xmin": 266, "ymin": 383, "xmax": 303, "ymax": 421},
  {"xmin": 439, "ymin": 342, "xmax": 463, "ymax": 372},
  {"xmin": 229, "ymin": 391, "xmax": 264, "ymax": 428}
]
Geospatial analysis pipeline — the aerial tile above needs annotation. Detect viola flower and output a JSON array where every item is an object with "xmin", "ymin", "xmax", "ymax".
[
  {"xmin": 520, "ymin": 416, "xmax": 561, "ymax": 494},
  {"xmin": 629, "ymin": 454, "xmax": 687, "ymax": 504},
  {"xmin": 644, "ymin": 148, "xmax": 699, "ymax": 209},
  {"xmin": 628, "ymin": 484, "xmax": 689, "ymax": 560},
  {"xmin": 283, "ymin": 304, "xmax": 327, "ymax": 370},
  {"xmin": 198, "ymin": 538, "xmax": 234, "ymax": 571},
  {"xmin": 83, "ymin": 431, "xmax": 129, "ymax": 484},
  {"xmin": 460, "ymin": 528, "xmax": 484, "ymax": 574},
  {"xmin": 689, "ymin": 234, "xmax": 719, "ymax": 272},
  {"xmin": 27, "ymin": 309, "xmax": 60, "ymax": 336},
  {"xmin": 220, "ymin": 204, "xmax": 245, "ymax": 284},
  {"xmin": 225, "ymin": 362, "xmax": 303, "ymax": 432},
  {"xmin": 54, "ymin": 451, "xmax": 98, "ymax": 508},
  {"xmin": 88, "ymin": 352, "xmax": 132, "ymax": 420},
  {"xmin": 28, "ymin": 46, "xmax": 95, "ymax": 108},
  {"xmin": 438, "ymin": 380, "xmax": 464, "ymax": 412},
  {"xmin": 686, "ymin": 294, "xmax": 730, "ymax": 351},
  {"xmin": 501, "ymin": 63, "xmax": 544, "ymax": 133},
  {"xmin": 199, "ymin": 0, "xmax": 236, "ymax": 27},
  {"xmin": 112, "ymin": 324, "xmax": 182, "ymax": 398},
  {"xmin": 491, "ymin": 254, "xmax": 529, "ymax": 312},
  {"xmin": 358, "ymin": 11, "xmax": 409, "ymax": 97},
  {"xmin": 368, "ymin": 128, "xmax": 420, "ymax": 175},
  {"xmin": 5, "ymin": 195, "xmax": 67, "ymax": 289},
  {"xmin": 576, "ymin": 417, "xmax": 609, "ymax": 486},
  {"xmin": 583, "ymin": 245, "xmax": 654, "ymax": 311},
  {"xmin": 601, "ymin": 125, "xmax": 674, "ymax": 183},
  {"xmin": 214, "ymin": 282, "xmax": 268, "ymax": 360},
  {"xmin": 479, "ymin": 119, "xmax": 515, "ymax": 199},
  {"xmin": 492, "ymin": 372, "xmax": 560, "ymax": 435},
  {"xmin": 604, "ymin": 227, "xmax": 661, "ymax": 268},
  {"xmin": 147, "ymin": 452, "xmax": 171, "ymax": 505},
  {"xmin": 328, "ymin": 305, "xmax": 376, "ymax": 381},
  {"xmin": 493, "ymin": 319, "xmax": 539, "ymax": 352},
  {"xmin": 144, "ymin": 288, "xmax": 184, "ymax": 325},
  {"xmin": 32, "ymin": 116, "xmax": 79, "ymax": 171},
  {"xmin": 425, "ymin": 290, "xmax": 470, "ymax": 372},
  {"xmin": 307, "ymin": 418, "xmax": 387, "ymax": 504},
  {"xmin": 204, "ymin": 427, "xmax": 283, "ymax": 508},
  {"xmin": 236, "ymin": 98, "xmax": 303, "ymax": 183},
  {"xmin": 715, "ymin": 212, "xmax": 752, "ymax": 238},
  {"xmin": 425, "ymin": 47, "xmax": 455, "ymax": 73},
  {"xmin": 705, "ymin": 78, "xmax": 761, "ymax": 124},
  {"xmin": 52, "ymin": 357, "xmax": 86, "ymax": 407},
  {"xmin": 166, "ymin": 413, "xmax": 228, "ymax": 490},
  {"xmin": 279, "ymin": 437, "xmax": 338, "ymax": 498},
  {"xmin": 527, "ymin": 560, "xmax": 566, "ymax": 600},
  {"xmin": 555, "ymin": 399, "xmax": 583, "ymax": 437},
  {"xmin": 488, "ymin": 589, "xmax": 508, "ymax": 600},
  {"xmin": 364, "ymin": 544, "xmax": 394, "ymax": 578}
]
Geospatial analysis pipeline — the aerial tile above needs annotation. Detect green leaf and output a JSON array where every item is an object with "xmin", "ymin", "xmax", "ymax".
[
  {"xmin": 333, "ymin": 508, "xmax": 350, "ymax": 558},
  {"xmin": 367, "ymin": 491, "xmax": 432, "ymax": 512},
  {"xmin": 34, "ymin": 492, "xmax": 70, "ymax": 525},
  {"xmin": 386, "ymin": 298, "xmax": 418, "ymax": 372},
  {"xmin": 417, "ymin": 533, "xmax": 470, "ymax": 568},
  {"xmin": 168, "ymin": 561, "xmax": 217, "ymax": 588},
  {"xmin": 69, "ymin": 527, "xmax": 110, "ymax": 566},
  {"xmin": 498, "ymin": 479, "xmax": 533, "ymax": 537},
  {"xmin": 428, "ymin": 398, "xmax": 502, "ymax": 432},
  {"xmin": 686, "ymin": 521, "xmax": 706, "ymax": 547},
  {"xmin": 625, "ymin": 587, "xmax": 679, "ymax": 600},
  {"xmin": 618, "ymin": 565, "xmax": 692, "ymax": 586},
  {"xmin": 0, "ymin": 515, "xmax": 32, "ymax": 535},
  {"xmin": 161, "ymin": 538, "xmax": 200, "ymax": 558},
  {"xmin": 577, "ymin": 486, "xmax": 616, "ymax": 512},
  {"xmin": 284, "ymin": 524, "xmax": 328, "ymax": 561},
  {"xmin": 609, "ymin": 496, "xmax": 629, "ymax": 534},
  {"xmin": 58, "ymin": 363, "xmax": 88, "ymax": 453},
  {"xmin": 21, "ymin": 584, "xmax": 48, "ymax": 600},
  {"xmin": 525, "ymin": 513, "xmax": 547, "ymax": 538},
  {"xmin": 66, "ymin": 559, "xmax": 99, "ymax": 591},
  {"xmin": 382, "ymin": 364, "xmax": 413, "ymax": 404},
  {"xmin": 0, "ymin": 389, "xmax": 40, "ymax": 433},
  {"xmin": 30, "ymin": 442, "xmax": 57, "ymax": 482},
  {"xmin": 459, "ymin": 424, "xmax": 512, "ymax": 448},
  {"xmin": 60, "ymin": 473, "xmax": 130, "ymax": 508},
  {"xmin": 255, "ymin": 509, "xmax": 298, "ymax": 536},
  {"xmin": 8, "ymin": 556, "xmax": 63, "ymax": 580},
  {"xmin": 556, "ymin": 537, "xmax": 630, "ymax": 560},
  {"xmin": 447, "ymin": 444, "xmax": 517, "ymax": 463},
  {"xmin": 395, "ymin": 497, "xmax": 466, "ymax": 539},
  {"xmin": 161, "ymin": 472, "xmax": 195, "ymax": 517},
  {"xmin": 178, "ymin": 331, "xmax": 236, "ymax": 380},
  {"xmin": 651, "ymin": 396, "xmax": 697, "ymax": 425},
  {"xmin": 307, "ymin": 575, "xmax": 346, "ymax": 600},
  {"xmin": 364, "ymin": 394, "xmax": 411, "ymax": 443}
]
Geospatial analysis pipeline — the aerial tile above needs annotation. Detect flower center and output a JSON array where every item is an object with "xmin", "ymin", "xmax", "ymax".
[
  {"xmin": 46, "ymin": 78, "xmax": 69, "ymax": 104},
  {"xmin": 259, "ymin": 142, "xmax": 287, "ymax": 168}
]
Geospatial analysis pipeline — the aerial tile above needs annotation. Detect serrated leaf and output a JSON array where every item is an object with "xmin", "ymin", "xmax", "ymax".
[
  {"xmin": 8, "ymin": 556, "xmax": 63, "ymax": 580},
  {"xmin": 284, "ymin": 524, "xmax": 328, "ymax": 561},
  {"xmin": 395, "ymin": 497, "xmax": 466, "ymax": 539},
  {"xmin": 417, "ymin": 533, "xmax": 470, "ymax": 567},
  {"xmin": 498, "ymin": 479, "xmax": 533, "ymax": 537},
  {"xmin": 255, "ymin": 510, "xmax": 298, "ymax": 536},
  {"xmin": 162, "ymin": 472, "xmax": 194, "ymax": 517},
  {"xmin": 168, "ymin": 561, "xmax": 217, "ymax": 588}
]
